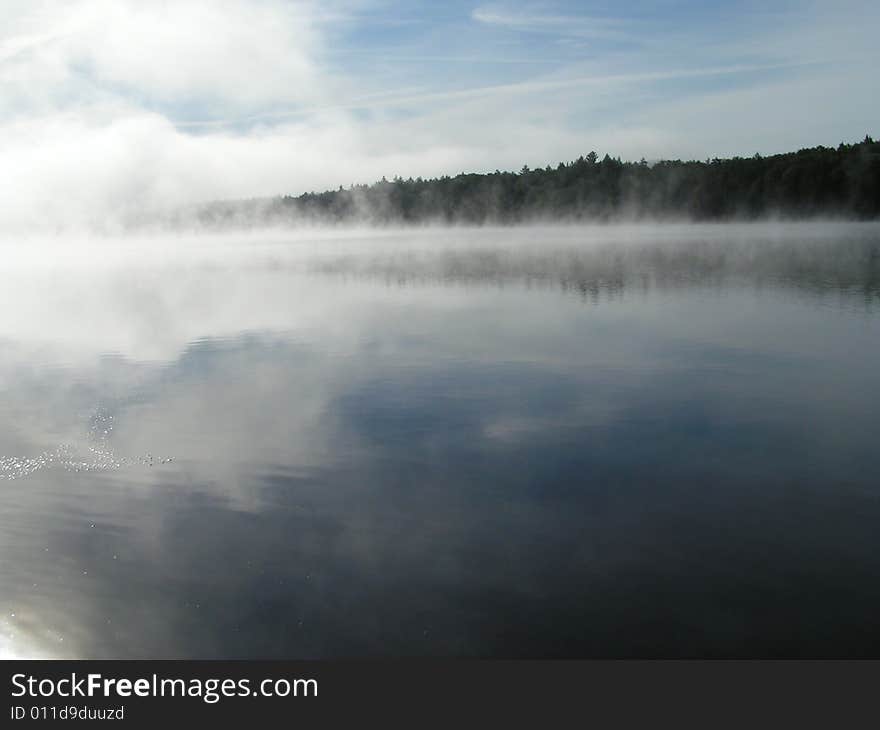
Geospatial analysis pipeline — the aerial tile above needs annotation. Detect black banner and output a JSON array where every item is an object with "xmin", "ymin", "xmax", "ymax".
[{"xmin": 2, "ymin": 660, "xmax": 878, "ymax": 724}]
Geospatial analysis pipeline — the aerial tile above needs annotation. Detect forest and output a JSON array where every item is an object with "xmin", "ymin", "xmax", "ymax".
[{"xmin": 187, "ymin": 136, "xmax": 880, "ymax": 228}]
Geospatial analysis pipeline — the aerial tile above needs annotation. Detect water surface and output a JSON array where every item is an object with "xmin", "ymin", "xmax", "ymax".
[{"xmin": 1, "ymin": 223, "xmax": 879, "ymax": 658}]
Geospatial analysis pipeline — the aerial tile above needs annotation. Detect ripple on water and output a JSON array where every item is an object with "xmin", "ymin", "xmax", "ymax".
[{"xmin": 0, "ymin": 410, "xmax": 172, "ymax": 481}]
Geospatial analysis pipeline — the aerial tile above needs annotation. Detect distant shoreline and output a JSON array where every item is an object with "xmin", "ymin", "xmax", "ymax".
[{"xmin": 158, "ymin": 136, "xmax": 879, "ymax": 231}]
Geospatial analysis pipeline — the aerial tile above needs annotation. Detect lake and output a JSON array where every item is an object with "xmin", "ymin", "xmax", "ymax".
[{"xmin": 1, "ymin": 223, "xmax": 879, "ymax": 658}]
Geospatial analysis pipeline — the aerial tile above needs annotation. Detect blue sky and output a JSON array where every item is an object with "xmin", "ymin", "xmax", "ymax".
[{"xmin": 0, "ymin": 0, "xmax": 876, "ymax": 229}]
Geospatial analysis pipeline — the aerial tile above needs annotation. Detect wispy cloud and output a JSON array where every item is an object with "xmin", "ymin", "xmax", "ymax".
[
  {"xmin": 176, "ymin": 61, "xmax": 814, "ymax": 129},
  {"xmin": 472, "ymin": 4, "xmax": 634, "ymax": 40}
]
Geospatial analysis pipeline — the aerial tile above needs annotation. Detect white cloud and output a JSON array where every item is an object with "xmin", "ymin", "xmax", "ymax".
[
  {"xmin": 0, "ymin": 0, "xmax": 329, "ymax": 113},
  {"xmin": 471, "ymin": 4, "xmax": 632, "ymax": 40},
  {"xmin": 76, "ymin": 1, "xmax": 326, "ymax": 108}
]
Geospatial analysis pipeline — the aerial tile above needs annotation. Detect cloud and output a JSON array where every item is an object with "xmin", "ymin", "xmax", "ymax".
[
  {"xmin": 0, "ymin": 0, "xmax": 330, "ymax": 113},
  {"xmin": 471, "ymin": 4, "xmax": 632, "ymax": 40},
  {"xmin": 0, "ymin": 1, "xmax": 352, "ymax": 231}
]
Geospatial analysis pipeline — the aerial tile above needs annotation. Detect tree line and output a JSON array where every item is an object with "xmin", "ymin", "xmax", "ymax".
[{"xmin": 189, "ymin": 136, "xmax": 880, "ymax": 228}]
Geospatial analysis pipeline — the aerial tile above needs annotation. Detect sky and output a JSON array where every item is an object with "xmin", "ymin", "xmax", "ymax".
[{"xmin": 0, "ymin": 0, "xmax": 877, "ymax": 231}]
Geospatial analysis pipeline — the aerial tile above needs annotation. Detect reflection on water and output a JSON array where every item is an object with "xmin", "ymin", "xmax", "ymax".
[
  {"xmin": 308, "ymin": 224, "xmax": 880, "ymax": 306},
  {"xmin": 1, "ymin": 224, "xmax": 879, "ymax": 658}
]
